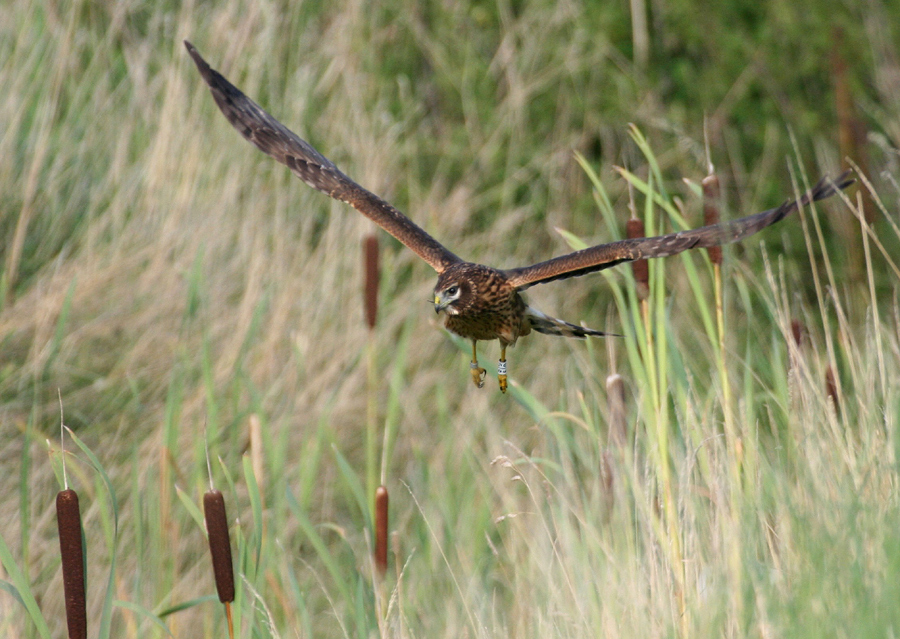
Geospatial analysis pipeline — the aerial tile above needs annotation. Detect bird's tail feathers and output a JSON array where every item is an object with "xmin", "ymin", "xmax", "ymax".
[{"xmin": 525, "ymin": 307, "xmax": 615, "ymax": 338}]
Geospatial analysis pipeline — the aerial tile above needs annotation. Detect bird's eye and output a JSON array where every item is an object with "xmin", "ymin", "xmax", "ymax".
[{"xmin": 447, "ymin": 286, "xmax": 459, "ymax": 296}]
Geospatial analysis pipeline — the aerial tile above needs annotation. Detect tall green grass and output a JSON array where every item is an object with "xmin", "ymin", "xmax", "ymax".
[{"xmin": 2, "ymin": 0, "xmax": 899, "ymax": 636}]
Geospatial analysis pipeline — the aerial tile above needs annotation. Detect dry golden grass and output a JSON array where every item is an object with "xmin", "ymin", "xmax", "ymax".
[{"xmin": 2, "ymin": 0, "xmax": 900, "ymax": 637}]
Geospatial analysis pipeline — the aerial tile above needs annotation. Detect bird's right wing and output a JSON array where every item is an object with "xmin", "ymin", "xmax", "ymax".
[{"xmin": 185, "ymin": 41, "xmax": 463, "ymax": 274}]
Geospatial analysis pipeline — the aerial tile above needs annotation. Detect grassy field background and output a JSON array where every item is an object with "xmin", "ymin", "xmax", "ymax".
[{"xmin": 2, "ymin": 0, "xmax": 900, "ymax": 636}]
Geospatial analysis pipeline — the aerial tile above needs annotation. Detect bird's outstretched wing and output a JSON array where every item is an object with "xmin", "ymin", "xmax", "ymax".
[
  {"xmin": 185, "ymin": 41, "xmax": 463, "ymax": 273},
  {"xmin": 503, "ymin": 171, "xmax": 854, "ymax": 290}
]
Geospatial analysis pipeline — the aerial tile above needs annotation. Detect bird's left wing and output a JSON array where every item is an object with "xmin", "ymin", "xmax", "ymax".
[
  {"xmin": 185, "ymin": 41, "xmax": 463, "ymax": 273},
  {"xmin": 503, "ymin": 171, "xmax": 853, "ymax": 290}
]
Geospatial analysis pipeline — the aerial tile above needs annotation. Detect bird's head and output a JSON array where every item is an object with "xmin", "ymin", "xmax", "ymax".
[
  {"xmin": 434, "ymin": 264, "xmax": 485, "ymax": 315},
  {"xmin": 434, "ymin": 263, "xmax": 508, "ymax": 316},
  {"xmin": 433, "ymin": 280, "xmax": 466, "ymax": 315}
]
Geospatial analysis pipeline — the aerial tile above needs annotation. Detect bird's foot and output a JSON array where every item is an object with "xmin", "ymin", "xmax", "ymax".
[
  {"xmin": 470, "ymin": 362, "xmax": 486, "ymax": 388},
  {"xmin": 497, "ymin": 359, "xmax": 508, "ymax": 393}
]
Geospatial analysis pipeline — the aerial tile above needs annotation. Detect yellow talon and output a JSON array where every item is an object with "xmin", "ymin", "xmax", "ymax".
[
  {"xmin": 470, "ymin": 363, "xmax": 486, "ymax": 388},
  {"xmin": 469, "ymin": 340, "xmax": 486, "ymax": 388}
]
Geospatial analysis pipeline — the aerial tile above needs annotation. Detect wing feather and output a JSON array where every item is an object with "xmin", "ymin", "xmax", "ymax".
[
  {"xmin": 185, "ymin": 41, "xmax": 462, "ymax": 273},
  {"xmin": 504, "ymin": 171, "xmax": 853, "ymax": 289}
]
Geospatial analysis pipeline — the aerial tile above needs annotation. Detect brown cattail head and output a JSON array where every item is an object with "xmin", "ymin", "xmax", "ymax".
[
  {"xmin": 56, "ymin": 489, "xmax": 87, "ymax": 639},
  {"xmin": 374, "ymin": 485, "xmax": 389, "ymax": 577},
  {"xmin": 203, "ymin": 490, "xmax": 235, "ymax": 603},
  {"xmin": 626, "ymin": 218, "xmax": 649, "ymax": 300},
  {"xmin": 600, "ymin": 450, "xmax": 616, "ymax": 519},
  {"xmin": 363, "ymin": 234, "xmax": 380, "ymax": 330},
  {"xmin": 825, "ymin": 366, "xmax": 839, "ymax": 410},
  {"xmin": 831, "ymin": 26, "xmax": 873, "ymax": 224},
  {"xmin": 790, "ymin": 320, "xmax": 806, "ymax": 348},
  {"xmin": 788, "ymin": 320, "xmax": 807, "ymax": 374},
  {"xmin": 702, "ymin": 174, "xmax": 723, "ymax": 265},
  {"xmin": 606, "ymin": 373, "xmax": 627, "ymax": 446}
]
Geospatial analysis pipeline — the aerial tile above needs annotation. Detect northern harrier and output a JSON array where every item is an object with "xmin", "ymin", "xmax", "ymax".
[{"xmin": 185, "ymin": 42, "xmax": 852, "ymax": 393}]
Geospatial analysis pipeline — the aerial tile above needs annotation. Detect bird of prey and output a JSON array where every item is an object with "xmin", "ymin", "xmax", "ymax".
[{"xmin": 185, "ymin": 41, "xmax": 852, "ymax": 393}]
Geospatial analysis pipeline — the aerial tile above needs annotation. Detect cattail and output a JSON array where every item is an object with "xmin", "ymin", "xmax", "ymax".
[
  {"xmin": 606, "ymin": 373, "xmax": 627, "ymax": 446},
  {"xmin": 203, "ymin": 490, "xmax": 235, "ymax": 604},
  {"xmin": 831, "ymin": 26, "xmax": 872, "ymax": 224},
  {"xmin": 788, "ymin": 320, "xmax": 807, "ymax": 373},
  {"xmin": 249, "ymin": 414, "xmax": 264, "ymax": 499},
  {"xmin": 600, "ymin": 450, "xmax": 616, "ymax": 518},
  {"xmin": 825, "ymin": 366, "xmax": 839, "ymax": 410},
  {"xmin": 702, "ymin": 174, "xmax": 723, "ymax": 265},
  {"xmin": 790, "ymin": 320, "xmax": 806, "ymax": 348},
  {"xmin": 391, "ymin": 530, "xmax": 402, "ymax": 579},
  {"xmin": 626, "ymin": 218, "xmax": 649, "ymax": 300},
  {"xmin": 56, "ymin": 488, "xmax": 87, "ymax": 639},
  {"xmin": 374, "ymin": 486, "xmax": 389, "ymax": 577},
  {"xmin": 363, "ymin": 234, "xmax": 380, "ymax": 330}
]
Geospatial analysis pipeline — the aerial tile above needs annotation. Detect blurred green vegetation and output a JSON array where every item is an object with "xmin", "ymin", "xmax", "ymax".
[{"xmin": 1, "ymin": 0, "xmax": 899, "ymax": 637}]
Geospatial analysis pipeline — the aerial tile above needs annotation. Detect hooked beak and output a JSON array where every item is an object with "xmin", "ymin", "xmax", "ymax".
[{"xmin": 433, "ymin": 294, "xmax": 444, "ymax": 314}]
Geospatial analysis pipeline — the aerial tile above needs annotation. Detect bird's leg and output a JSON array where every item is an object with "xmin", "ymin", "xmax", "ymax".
[
  {"xmin": 470, "ymin": 340, "xmax": 486, "ymax": 388},
  {"xmin": 498, "ymin": 344, "xmax": 508, "ymax": 394}
]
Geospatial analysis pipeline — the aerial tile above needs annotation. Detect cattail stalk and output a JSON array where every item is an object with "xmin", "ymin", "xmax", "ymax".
[
  {"xmin": 602, "ymin": 374, "xmax": 624, "ymax": 517},
  {"xmin": 606, "ymin": 373, "xmax": 627, "ymax": 447},
  {"xmin": 249, "ymin": 414, "xmax": 264, "ymax": 505},
  {"xmin": 56, "ymin": 488, "xmax": 87, "ymax": 639},
  {"xmin": 390, "ymin": 530, "xmax": 406, "ymax": 635},
  {"xmin": 374, "ymin": 486, "xmax": 389, "ymax": 577},
  {"xmin": 629, "ymin": 0, "xmax": 649, "ymax": 72},
  {"xmin": 626, "ymin": 216, "xmax": 652, "ymax": 386},
  {"xmin": 626, "ymin": 207, "xmax": 656, "ymax": 444},
  {"xmin": 704, "ymin": 170, "xmax": 740, "ymax": 489},
  {"xmin": 704, "ymin": 169, "xmax": 744, "ymax": 632},
  {"xmin": 626, "ymin": 182, "xmax": 685, "ymax": 634}
]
